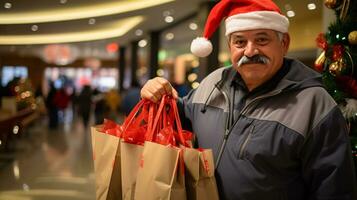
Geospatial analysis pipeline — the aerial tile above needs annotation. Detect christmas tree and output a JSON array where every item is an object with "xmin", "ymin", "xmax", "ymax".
[{"xmin": 314, "ymin": 0, "xmax": 357, "ymax": 168}]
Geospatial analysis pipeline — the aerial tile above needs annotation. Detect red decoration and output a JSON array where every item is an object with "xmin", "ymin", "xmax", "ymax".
[
  {"xmin": 316, "ymin": 33, "xmax": 328, "ymax": 50},
  {"xmin": 332, "ymin": 44, "xmax": 344, "ymax": 61},
  {"xmin": 106, "ymin": 43, "xmax": 119, "ymax": 53},
  {"xmin": 314, "ymin": 63, "xmax": 324, "ymax": 72},
  {"xmin": 336, "ymin": 76, "xmax": 357, "ymax": 98}
]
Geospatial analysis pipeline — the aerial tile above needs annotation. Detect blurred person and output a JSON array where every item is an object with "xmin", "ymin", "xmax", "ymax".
[
  {"xmin": 104, "ymin": 88, "xmax": 120, "ymax": 121},
  {"xmin": 53, "ymin": 87, "xmax": 70, "ymax": 123},
  {"xmin": 120, "ymin": 81, "xmax": 141, "ymax": 116},
  {"xmin": 140, "ymin": 0, "xmax": 357, "ymax": 199},
  {"xmin": 77, "ymin": 85, "xmax": 92, "ymax": 129},
  {"xmin": 92, "ymin": 88, "xmax": 107, "ymax": 125},
  {"xmin": 45, "ymin": 82, "xmax": 58, "ymax": 129}
]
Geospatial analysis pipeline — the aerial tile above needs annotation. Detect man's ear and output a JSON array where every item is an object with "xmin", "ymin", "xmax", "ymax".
[{"xmin": 282, "ymin": 33, "xmax": 290, "ymax": 55}]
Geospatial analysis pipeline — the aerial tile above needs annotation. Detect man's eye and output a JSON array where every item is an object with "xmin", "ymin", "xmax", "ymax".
[
  {"xmin": 234, "ymin": 40, "xmax": 245, "ymax": 47},
  {"xmin": 257, "ymin": 38, "xmax": 269, "ymax": 44}
]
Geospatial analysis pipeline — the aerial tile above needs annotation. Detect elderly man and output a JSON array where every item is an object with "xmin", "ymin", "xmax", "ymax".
[{"xmin": 140, "ymin": 0, "xmax": 357, "ymax": 199}]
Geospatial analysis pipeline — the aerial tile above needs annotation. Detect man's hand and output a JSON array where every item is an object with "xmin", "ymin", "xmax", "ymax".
[{"xmin": 140, "ymin": 77, "xmax": 178, "ymax": 103}]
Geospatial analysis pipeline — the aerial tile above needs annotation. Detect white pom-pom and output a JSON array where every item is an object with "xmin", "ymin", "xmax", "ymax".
[{"xmin": 190, "ymin": 37, "xmax": 212, "ymax": 57}]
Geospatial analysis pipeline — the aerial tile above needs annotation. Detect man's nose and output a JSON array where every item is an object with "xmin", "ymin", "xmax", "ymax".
[{"xmin": 244, "ymin": 42, "xmax": 259, "ymax": 57}]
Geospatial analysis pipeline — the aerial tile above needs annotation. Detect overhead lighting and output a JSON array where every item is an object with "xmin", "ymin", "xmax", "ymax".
[
  {"xmin": 165, "ymin": 33, "xmax": 174, "ymax": 40},
  {"xmin": 60, "ymin": 0, "xmax": 67, "ymax": 4},
  {"xmin": 31, "ymin": 25, "xmax": 38, "ymax": 31},
  {"xmin": 138, "ymin": 39, "xmax": 147, "ymax": 47},
  {"xmin": 189, "ymin": 23, "xmax": 198, "ymax": 30},
  {"xmin": 4, "ymin": 2, "xmax": 11, "ymax": 9},
  {"xmin": 0, "ymin": 16, "xmax": 144, "ymax": 45},
  {"xmin": 307, "ymin": 3, "xmax": 316, "ymax": 10},
  {"xmin": 164, "ymin": 16, "xmax": 174, "ymax": 23},
  {"xmin": 88, "ymin": 18, "xmax": 96, "ymax": 25},
  {"xmin": 135, "ymin": 29, "xmax": 143, "ymax": 36},
  {"xmin": 287, "ymin": 10, "xmax": 295, "ymax": 18},
  {"xmin": 157, "ymin": 69, "xmax": 164, "ymax": 77},
  {"xmin": 0, "ymin": 0, "xmax": 173, "ymax": 24},
  {"xmin": 191, "ymin": 82, "xmax": 200, "ymax": 89},
  {"xmin": 187, "ymin": 73, "xmax": 198, "ymax": 82}
]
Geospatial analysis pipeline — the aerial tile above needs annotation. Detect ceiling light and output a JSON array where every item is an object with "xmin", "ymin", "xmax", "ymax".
[
  {"xmin": 0, "ymin": 0, "xmax": 173, "ymax": 24},
  {"xmin": 157, "ymin": 69, "xmax": 164, "ymax": 77},
  {"xmin": 135, "ymin": 29, "xmax": 143, "ymax": 36},
  {"xmin": 307, "ymin": 3, "xmax": 316, "ymax": 10},
  {"xmin": 191, "ymin": 82, "xmax": 200, "ymax": 89},
  {"xmin": 31, "ymin": 25, "xmax": 38, "ymax": 31},
  {"xmin": 187, "ymin": 73, "xmax": 198, "ymax": 82},
  {"xmin": 4, "ymin": 2, "xmax": 11, "ymax": 9},
  {"xmin": 60, "ymin": 0, "xmax": 67, "ymax": 4},
  {"xmin": 164, "ymin": 16, "xmax": 174, "ymax": 23},
  {"xmin": 138, "ymin": 39, "xmax": 147, "ymax": 47},
  {"xmin": 189, "ymin": 23, "xmax": 198, "ymax": 30},
  {"xmin": 0, "ymin": 16, "xmax": 144, "ymax": 45},
  {"xmin": 165, "ymin": 33, "xmax": 174, "ymax": 40},
  {"xmin": 287, "ymin": 10, "xmax": 295, "ymax": 18},
  {"xmin": 88, "ymin": 18, "xmax": 96, "ymax": 25}
]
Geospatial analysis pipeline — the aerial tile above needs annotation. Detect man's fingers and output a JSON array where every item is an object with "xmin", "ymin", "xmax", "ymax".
[
  {"xmin": 140, "ymin": 77, "xmax": 175, "ymax": 103},
  {"xmin": 172, "ymin": 89, "xmax": 179, "ymax": 99},
  {"xmin": 156, "ymin": 78, "xmax": 173, "ymax": 95}
]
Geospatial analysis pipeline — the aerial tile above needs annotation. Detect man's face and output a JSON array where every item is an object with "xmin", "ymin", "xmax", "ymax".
[{"xmin": 229, "ymin": 29, "xmax": 290, "ymax": 90}]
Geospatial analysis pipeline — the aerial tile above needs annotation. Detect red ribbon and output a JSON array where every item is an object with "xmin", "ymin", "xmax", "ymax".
[
  {"xmin": 316, "ymin": 33, "xmax": 328, "ymax": 50},
  {"xmin": 332, "ymin": 44, "xmax": 344, "ymax": 61}
]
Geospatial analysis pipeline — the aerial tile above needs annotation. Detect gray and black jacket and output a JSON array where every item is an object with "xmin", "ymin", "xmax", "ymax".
[{"xmin": 178, "ymin": 58, "xmax": 357, "ymax": 200}]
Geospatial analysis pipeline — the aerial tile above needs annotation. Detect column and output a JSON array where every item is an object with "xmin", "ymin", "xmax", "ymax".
[
  {"xmin": 130, "ymin": 40, "xmax": 139, "ymax": 86},
  {"xmin": 149, "ymin": 31, "xmax": 160, "ymax": 78},
  {"xmin": 118, "ymin": 46, "xmax": 126, "ymax": 92}
]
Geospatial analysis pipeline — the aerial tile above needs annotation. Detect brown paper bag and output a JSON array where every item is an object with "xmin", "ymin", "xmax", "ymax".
[
  {"xmin": 120, "ymin": 141, "xmax": 144, "ymax": 200},
  {"xmin": 91, "ymin": 126, "xmax": 122, "ymax": 200},
  {"xmin": 134, "ymin": 141, "xmax": 186, "ymax": 200},
  {"xmin": 183, "ymin": 148, "xmax": 219, "ymax": 200}
]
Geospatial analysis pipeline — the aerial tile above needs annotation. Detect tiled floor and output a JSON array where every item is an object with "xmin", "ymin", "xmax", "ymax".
[{"xmin": 0, "ymin": 112, "xmax": 119, "ymax": 200}]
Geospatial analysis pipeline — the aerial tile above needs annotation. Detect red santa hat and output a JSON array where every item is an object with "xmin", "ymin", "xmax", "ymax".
[{"xmin": 191, "ymin": 0, "xmax": 289, "ymax": 57}]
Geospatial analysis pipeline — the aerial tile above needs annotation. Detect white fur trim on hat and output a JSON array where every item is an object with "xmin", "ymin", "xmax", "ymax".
[
  {"xmin": 190, "ymin": 37, "xmax": 213, "ymax": 57},
  {"xmin": 225, "ymin": 11, "xmax": 289, "ymax": 35}
]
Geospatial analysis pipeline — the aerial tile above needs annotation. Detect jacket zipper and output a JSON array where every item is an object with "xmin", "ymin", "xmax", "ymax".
[
  {"xmin": 238, "ymin": 124, "xmax": 255, "ymax": 159},
  {"xmin": 214, "ymin": 86, "xmax": 231, "ymax": 169},
  {"xmin": 215, "ymin": 89, "xmax": 282, "ymax": 168}
]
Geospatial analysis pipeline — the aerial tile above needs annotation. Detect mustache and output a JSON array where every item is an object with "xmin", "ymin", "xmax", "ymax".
[{"xmin": 237, "ymin": 55, "xmax": 269, "ymax": 67}]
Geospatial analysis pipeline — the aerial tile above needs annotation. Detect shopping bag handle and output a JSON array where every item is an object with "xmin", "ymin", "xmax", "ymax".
[
  {"xmin": 146, "ymin": 95, "xmax": 189, "ymax": 147},
  {"xmin": 171, "ymin": 97, "xmax": 190, "ymax": 147},
  {"xmin": 121, "ymin": 99, "xmax": 155, "ymax": 139}
]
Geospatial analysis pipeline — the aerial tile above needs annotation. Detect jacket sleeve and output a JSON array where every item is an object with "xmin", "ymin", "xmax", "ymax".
[
  {"xmin": 177, "ymin": 88, "xmax": 197, "ymax": 132},
  {"xmin": 301, "ymin": 106, "xmax": 357, "ymax": 200}
]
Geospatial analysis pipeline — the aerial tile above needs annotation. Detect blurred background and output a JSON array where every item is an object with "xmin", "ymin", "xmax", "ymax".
[{"xmin": 0, "ymin": 0, "xmax": 338, "ymax": 199}]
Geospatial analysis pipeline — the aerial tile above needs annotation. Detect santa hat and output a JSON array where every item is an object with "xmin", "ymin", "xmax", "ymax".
[{"xmin": 190, "ymin": 0, "xmax": 289, "ymax": 57}]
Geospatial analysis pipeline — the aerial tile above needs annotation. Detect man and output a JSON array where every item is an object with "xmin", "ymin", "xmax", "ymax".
[{"xmin": 140, "ymin": 0, "xmax": 357, "ymax": 199}]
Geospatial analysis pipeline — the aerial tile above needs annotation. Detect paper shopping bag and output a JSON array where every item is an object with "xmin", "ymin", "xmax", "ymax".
[
  {"xmin": 120, "ymin": 100, "xmax": 155, "ymax": 200},
  {"xmin": 183, "ymin": 148, "xmax": 219, "ymax": 200},
  {"xmin": 91, "ymin": 126, "xmax": 122, "ymax": 200},
  {"xmin": 134, "ymin": 141, "xmax": 186, "ymax": 200},
  {"xmin": 120, "ymin": 141, "xmax": 144, "ymax": 200}
]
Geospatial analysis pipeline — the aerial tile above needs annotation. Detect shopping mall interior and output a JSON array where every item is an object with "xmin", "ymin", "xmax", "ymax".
[{"xmin": 0, "ymin": 0, "xmax": 356, "ymax": 199}]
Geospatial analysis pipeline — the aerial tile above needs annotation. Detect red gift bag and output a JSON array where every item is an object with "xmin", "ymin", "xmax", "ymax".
[
  {"xmin": 135, "ymin": 95, "xmax": 190, "ymax": 200},
  {"xmin": 120, "ymin": 99, "xmax": 156, "ymax": 200}
]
